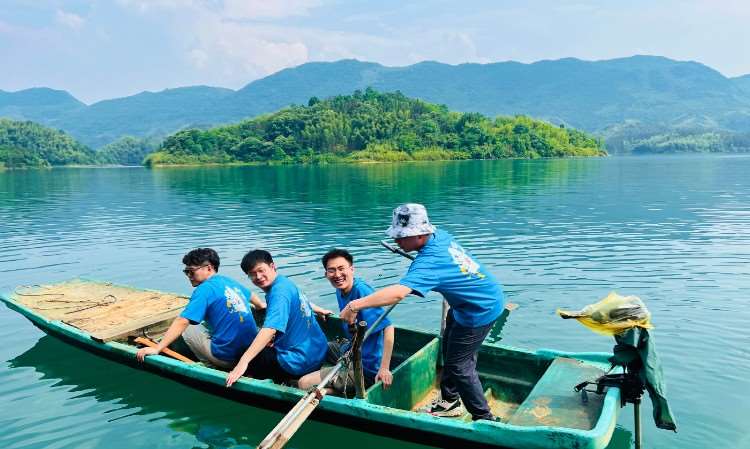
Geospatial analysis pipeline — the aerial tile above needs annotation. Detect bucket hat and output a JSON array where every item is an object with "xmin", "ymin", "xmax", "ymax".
[{"xmin": 386, "ymin": 203, "xmax": 436, "ymax": 238}]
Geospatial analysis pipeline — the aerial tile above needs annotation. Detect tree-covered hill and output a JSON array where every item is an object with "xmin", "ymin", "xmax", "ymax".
[
  {"xmin": 229, "ymin": 57, "xmax": 750, "ymax": 134},
  {"xmin": 97, "ymin": 136, "xmax": 161, "ymax": 166},
  {"xmin": 145, "ymin": 90, "xmax": 604, "ymax": 166},
  {"xmin": 603, "ymin": 121, "xmax": 750, "ymax": 154},
  {"xmin": 0, "ymin": 119, "xmax": 96, "ymax": 168},
  {"xmin": 3, "ymin": 56, "xmax": 749, "ymax": 153}
]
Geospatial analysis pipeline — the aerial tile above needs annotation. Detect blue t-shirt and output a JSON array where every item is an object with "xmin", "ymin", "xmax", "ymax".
[
  {"xmin": 336, "ymin": 278, "xmax": 392, "ymax": 378},
  {"xmin": 399, "ymin": 229, "xmax": 504, "ymax": 327},
  {"xmin": 263, "ymin": 275, "xmax": 327, "ymax": 376},
  {"xmin": 180, "ymin": 274, "xmax": 258, "ymax": 362}
]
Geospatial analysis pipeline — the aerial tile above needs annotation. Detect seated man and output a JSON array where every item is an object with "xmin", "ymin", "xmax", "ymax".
[
  {"xmin": 136, "ymin": 248, "xmax": 262, "ymax": 370},
  {"xmin": 298, "ymin": 249, "xmax": 394, "ymax": 395},
  {"xmin": 226, "ymin": 250, "xmax": 330, "ymax": 387}
]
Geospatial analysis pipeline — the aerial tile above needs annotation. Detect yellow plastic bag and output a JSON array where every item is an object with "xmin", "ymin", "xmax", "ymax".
[{"xmin": 557, "ymin": 291, "xmax": 653, "ymax": 336}]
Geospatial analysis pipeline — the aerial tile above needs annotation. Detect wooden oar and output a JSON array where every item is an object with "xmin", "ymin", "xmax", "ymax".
[
  {"xmin": 133, "ymin": 336, "xmax": 194, "ymax": 363},
  {"xmin": 258, "ymin": 307, "xmax": 396, "ymax": 449}
]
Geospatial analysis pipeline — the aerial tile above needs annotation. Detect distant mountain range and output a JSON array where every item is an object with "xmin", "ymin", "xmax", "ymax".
[{"xmin": 2, "ymin": 55, "xmax": 750, "ymax": 149}]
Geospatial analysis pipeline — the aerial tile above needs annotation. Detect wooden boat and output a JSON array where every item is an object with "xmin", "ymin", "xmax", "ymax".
[{"xmin": 0, "ymin": 280, "xmax": 621, "ymax": 449}]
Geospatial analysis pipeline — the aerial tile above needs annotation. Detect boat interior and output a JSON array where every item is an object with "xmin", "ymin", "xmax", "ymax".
[{"xmin": 10, "ymin": 279, "xmax": 608, "ymax": 430}]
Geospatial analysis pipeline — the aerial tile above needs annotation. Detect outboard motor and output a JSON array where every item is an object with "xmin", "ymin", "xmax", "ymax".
[{"xmin": 559, "ymin": 292, "xmax": 677, "ymax": 449}]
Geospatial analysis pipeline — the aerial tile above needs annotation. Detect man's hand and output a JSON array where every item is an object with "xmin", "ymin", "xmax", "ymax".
[
  {"xmin": 375, "ymin": 367, "xmax": 393, "ymax": 389},
  {"xmin": 226, "ymin": 361, "xmax": 249, "ymax": 388},
  {"xmin": 136, "ymin": 346, "xmax": 160, "ymax": 362},
  {"xmin": 314, "ymin": 307, "xmax": 334, "ymax": 321},
  {"xmin": 339, "ymin": 303, "xmax": 357, "ymax": 324}
]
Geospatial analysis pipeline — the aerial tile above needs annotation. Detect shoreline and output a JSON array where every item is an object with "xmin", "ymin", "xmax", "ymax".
[{"xmin": 0, "ymin": 154, "xmax": 609, "ymax": 170}]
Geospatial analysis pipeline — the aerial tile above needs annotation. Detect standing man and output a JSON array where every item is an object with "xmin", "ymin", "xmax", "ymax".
[
  {"xmin": 226, "ymin": 250, "xmax": 330, "ymax": 387},
  {"xmin": 298, "ymin": 248, "xmax": 395, "ymax": 394},
  {"xmin": 340, "ymin": 204, "xmax": 504, "ymax": 421},
  {"xmin": 136, "ymin": 248, "xmax": 262, "ymax": 370}
]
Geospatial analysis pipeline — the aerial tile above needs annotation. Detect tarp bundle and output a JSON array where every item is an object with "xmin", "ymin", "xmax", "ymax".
[
  {"xmin": 557, "ymin": 291, "xmax": 652, "ymax": 336},
  {"xmin": 558, "ymin": 292, "xmax": 677, "ymax": 431},
  {"xmin": 613, "ymin": 327, "xmax": 677, "ymax": 431}
]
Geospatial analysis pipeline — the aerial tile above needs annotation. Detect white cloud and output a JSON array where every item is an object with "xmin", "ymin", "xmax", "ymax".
[
  {"xmin": 188, "ymin": 19, "xmax": 309, "ymax": 78},
  {"xmin": 118, "ymin": 0, "xmax": 323, "ymax": 18},
  {"xmin": 222, "ymin": 0, "xmax": 322, "ymax": 19},
  {"xmin": 56, "ymin": 9, "xmax": 85, "ymax": 30},
  {"xmin": 115, "ymin": 0, "xmax": 197, "ymax": 13},
  {"xmin": 188, "ymin": 48, "xmax": 209, "ymax": 68}
]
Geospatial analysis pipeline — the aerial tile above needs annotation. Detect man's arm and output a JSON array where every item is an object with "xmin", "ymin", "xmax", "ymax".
[
  {"xmin": 226, "ymin": 327, "xmax": 277, "ymax": 387},
  {"xmin": 375, "ymin": 325, "xmax": 395, "ymax": 388},
  {"xmin": 340, "ymin": 284, "xmax": 411, "ymax": 323},
  {"xmin": 310, "ymin": 302, "xmax": 334, "ymax": 319},
  {"xmin": 136, "ymin": 317, "xmax": 190, "ymax": 362},
  {"xmin": 250, "ymin": 292, "xmax": 266, "ymax": 310}
]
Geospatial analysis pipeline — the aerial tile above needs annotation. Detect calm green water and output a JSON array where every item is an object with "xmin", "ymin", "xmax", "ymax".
[{"xmin": 1, "ymin": 156, "xmax": 748, "ymax": 449}]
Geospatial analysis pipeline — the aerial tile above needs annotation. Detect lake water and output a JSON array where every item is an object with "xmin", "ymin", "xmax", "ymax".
[{"xmin": 1, "ymin": 155, "xmax": 748, "ymax": 449}]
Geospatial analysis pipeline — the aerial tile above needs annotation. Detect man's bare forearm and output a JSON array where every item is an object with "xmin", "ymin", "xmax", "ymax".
[
  {"xmin": 156, "ymin": 317, "xmax": 190, "ymax": 351},
  {"xmin": 351, "ymin": 284, "xmax": 411, "ymax": 310},
  {"xmin": 380, "ymin": 325, "xmax": 395, "ymax": 370}
]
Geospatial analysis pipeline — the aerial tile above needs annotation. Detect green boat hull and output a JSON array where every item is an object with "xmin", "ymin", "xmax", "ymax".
[{"xmin": 1, "ymin": 289, "xmax": 620, "ymax": 449}]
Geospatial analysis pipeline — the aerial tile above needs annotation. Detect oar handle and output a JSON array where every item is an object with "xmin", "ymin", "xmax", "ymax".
[{"xmin": 380, "ymin": 240, "xmax": 415, "ymax": 261}]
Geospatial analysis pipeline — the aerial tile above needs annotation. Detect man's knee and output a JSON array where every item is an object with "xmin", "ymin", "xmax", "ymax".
[{"xmin": 443, "ymin": 357, "xmax": 479, "ymax": 380}]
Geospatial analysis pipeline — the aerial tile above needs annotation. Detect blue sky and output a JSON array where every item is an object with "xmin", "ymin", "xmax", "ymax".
[{"xmin": 1, "ymin": 0, "xmax": 748, "ymax": 104}]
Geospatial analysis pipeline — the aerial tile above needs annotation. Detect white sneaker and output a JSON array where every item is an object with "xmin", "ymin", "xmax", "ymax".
[{"xmin": 426, "ymin": 398, "xmax": 465, "ymax": 417}]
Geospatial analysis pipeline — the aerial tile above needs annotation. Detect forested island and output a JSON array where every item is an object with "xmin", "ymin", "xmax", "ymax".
[
  {"xmin": 2, "ymin": 90, "xmax": 606, "ymax": 169},
  {"xmin": 145, "ymin": 90, "xmax": 605, "ymax": 166},
  {"xmin": 0, "ymin": 119, "xmax": 157, "ymax": 168},
  {"xmin": 0, "ymin": 119, "xmax": 95, "ymax": 168}
]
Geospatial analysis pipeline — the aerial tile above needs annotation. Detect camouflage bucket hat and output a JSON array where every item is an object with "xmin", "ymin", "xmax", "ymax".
[{"xmin": 386, "ymin": 203, "xmax": 436, "ymax": 238}]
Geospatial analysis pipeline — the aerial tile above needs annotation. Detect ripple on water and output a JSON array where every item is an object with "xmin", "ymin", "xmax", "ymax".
[{"xmin": 1, "ymin": 157, "xmax": 750, "ymax": 449}]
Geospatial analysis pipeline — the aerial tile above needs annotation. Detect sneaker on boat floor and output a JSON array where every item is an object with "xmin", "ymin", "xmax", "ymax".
[
  {"xmin": 472, "ymin": 414, "xmax": 500, "ymax": 422},
  {"xmin": 427, "ymin": 399, "xmax": 465, "ymax": 417}
]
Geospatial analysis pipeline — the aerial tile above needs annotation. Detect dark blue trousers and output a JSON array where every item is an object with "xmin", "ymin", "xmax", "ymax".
[{"xmin": 440, "ymin": 311, "xmax": 495, "ymax": 420}]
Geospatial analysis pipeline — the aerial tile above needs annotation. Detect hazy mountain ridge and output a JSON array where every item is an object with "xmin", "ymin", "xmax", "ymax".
[
  {"xmin": 0, "ymin": 87, "xmax": 85, "ymax": 125},
  {"xmin": 733, "ymin": 74, "xmax": 750, "ymax": 95},
  {"xmin": 2, "ymin": 56, "xmax": 750, "ymax": 150}
]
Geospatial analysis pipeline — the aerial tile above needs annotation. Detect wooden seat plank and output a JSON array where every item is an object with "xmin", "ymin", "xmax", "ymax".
[{"xmin": 508, "ymin": 357, "xmax": 606, "ymax": 430}]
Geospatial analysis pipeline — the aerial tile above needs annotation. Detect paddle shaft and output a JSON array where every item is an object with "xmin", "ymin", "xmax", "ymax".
[
  {"xmin": 133, "ymin": 336, "xmax": 194, "ymax": 363},
  {"xmin": 258, "ymin": 306, "xmax": 398, "ymax": 449}
]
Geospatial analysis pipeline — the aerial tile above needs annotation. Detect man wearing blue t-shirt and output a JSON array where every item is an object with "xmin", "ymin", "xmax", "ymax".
[
  {"xmin": 136, "ymin": 248, "xmax": 262, "ymax": 369},
  {"xmin": 298, "ymin": 249, "xmax": 395, "ymax": 394},
  {"xmin": 226, "ymin": 250, "xmax": 330, "ymax": 387},
  {"xmin": 340, "ymin": 204, "xmax": 505, "ymax": 421}
]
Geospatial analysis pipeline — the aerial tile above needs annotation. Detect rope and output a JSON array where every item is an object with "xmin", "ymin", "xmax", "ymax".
[
  {"xmin": 13, "ymin": 286, "xmax": 119, "ymax": 312},
  {"xmin": 13, "ymin": 285, "xmax": 65, "ymax": 300},
  {"xmin": 66, "ymin": 294, "xmax": 117, "ymax": 314}
]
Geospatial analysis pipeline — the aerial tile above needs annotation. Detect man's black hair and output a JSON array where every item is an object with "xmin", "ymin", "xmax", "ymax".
[
  {"xmin": 321, "ymin": 248, "xmax": 354, "ymax": 268},
  {"xmin": 182, "ymin": 248, "xmax": 220, "ymax": 271},
  {"xmin": 241, "ymin": 249, "xmax": 274, "ymax": 273}
]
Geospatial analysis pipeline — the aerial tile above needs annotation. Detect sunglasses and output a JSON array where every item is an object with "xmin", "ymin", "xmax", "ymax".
[{"xmin": 183, "ymin": 264, "xmax": 209, "ymax": 276}]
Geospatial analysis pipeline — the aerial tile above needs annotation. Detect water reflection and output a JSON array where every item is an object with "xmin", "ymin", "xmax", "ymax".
[
  {"xmin": 5, "ymin": 335, "xmax": 432, "ymax": 449},
  {"xmin": 1, "ymin": 155, "xmax": 749, "ymax": 449}
]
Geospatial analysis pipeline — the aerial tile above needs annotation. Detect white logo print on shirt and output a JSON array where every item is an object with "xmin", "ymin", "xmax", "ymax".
[
  {"xmin": 225, "ymin": 286, "xmax": 249, "ymax": 322},
  {"xmin": 448, "ymin": 241, "xmax": 486, "ymax": 279}
]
